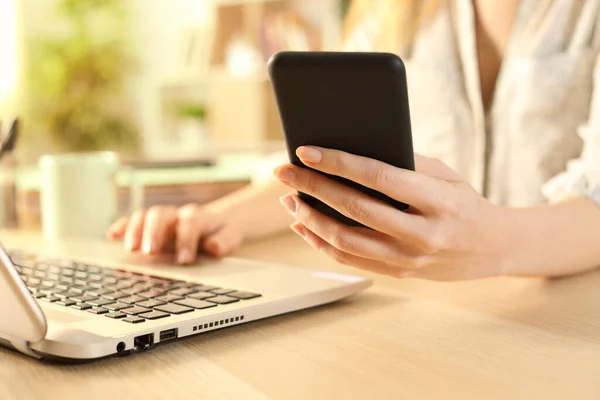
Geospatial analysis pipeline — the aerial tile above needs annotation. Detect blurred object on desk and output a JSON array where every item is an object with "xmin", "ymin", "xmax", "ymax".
[
  {"xmin": 37, "ymin": 151, "xmax": 143, "ymax": 240},
  {"xmin": 15, "ymin": 152, "xmax": 265, "ymax": 231},
  {"xmin": 0, "ymin": 118, "xmax": 20, "ymax": 229}
]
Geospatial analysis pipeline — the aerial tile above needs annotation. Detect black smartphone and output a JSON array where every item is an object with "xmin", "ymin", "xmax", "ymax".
[{"xmin": 268, "ymin": 51, "xmax": 415, "ymax": 226}]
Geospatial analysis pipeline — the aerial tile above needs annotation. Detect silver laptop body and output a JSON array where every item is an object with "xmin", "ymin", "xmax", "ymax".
[{"xmin": 0, "ymin": 242, "xmax": 370, "ymax": 362}]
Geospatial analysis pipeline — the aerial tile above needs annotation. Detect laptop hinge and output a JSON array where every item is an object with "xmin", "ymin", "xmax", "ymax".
[{"xmin": 11, "ymin": 339, "xmax": 42, "ymax": 359}]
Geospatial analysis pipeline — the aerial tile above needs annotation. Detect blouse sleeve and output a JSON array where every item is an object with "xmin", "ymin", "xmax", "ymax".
[{"xmin": 542, "ymin": 53, "xmax": 600, "ymax": 207}]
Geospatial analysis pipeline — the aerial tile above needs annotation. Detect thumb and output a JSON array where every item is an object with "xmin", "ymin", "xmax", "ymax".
[{"xmin": 203, "ymin": 225, "xmax": 243, "ymax": 258}]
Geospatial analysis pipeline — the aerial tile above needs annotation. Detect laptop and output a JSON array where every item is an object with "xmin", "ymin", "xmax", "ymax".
[{"xmin": 0, "ymin": 242, "xmax": 371, "ymax": 362}]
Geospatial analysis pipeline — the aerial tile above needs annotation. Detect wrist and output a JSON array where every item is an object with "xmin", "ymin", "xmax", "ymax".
[{"xmin": 489, "ymin": 205, "xmax": 524, "ymax": 277}]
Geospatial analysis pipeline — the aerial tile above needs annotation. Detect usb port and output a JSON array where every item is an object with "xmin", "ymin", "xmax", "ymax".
[{"xmin": 159, "ymin": 328, "xmax": 178, "ymax": 342}]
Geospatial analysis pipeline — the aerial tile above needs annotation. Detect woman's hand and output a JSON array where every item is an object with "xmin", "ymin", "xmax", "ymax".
[
  {"xmin": 273, "ymin": 146, "xmax": 515, "ymax": 281},
  {"xmin": 107, "ymin": 204, "xmax": 243, "ymax": 265}
]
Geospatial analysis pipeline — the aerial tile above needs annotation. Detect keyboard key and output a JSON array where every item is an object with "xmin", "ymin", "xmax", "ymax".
[
  {"xmin": 54, "ymin": 291, "xmax": 72, "ymax": 299},
  {"xmin": 228, "ymin": 291, "xmax": 262, "ymax": 300},
  {"xmin": 169, "ymin": 281, "xmax": 189, "ymax": 288},
  {"xmin": 40, "ymin": 295, "xmax": 60, "ymax": 302},
  {"xmin": 104, "ymin": 302, "xmax": 130, "ymax": 311},
  {"xmin": 206, "ymin": 296, "xmax": 239, "ymax": 305},
  {"xmin": 86, "ymin": 266, "xmax": 102, "ymax": 274},
  {"xmin": 87, "ymin": 274, "xmax": 103, "ymax": 282},
  {"xmin": 190, "ymin": 284, "xmax": 219, "ymax": 292},
  {"xmin": 60, "ymin": 276, "xmax": 74, "ymax": 284},
  {"xmin": 75, "ymin": 264, "xmax": 88, "ymax": 272},
  {"xmin": 45, "ymin": 273, "xmax": 60, "ymax": 281},
  {"xmin": 75, "ymin": 271, "xmax": 87, "ymax": 279},
  {"xmin": 40, "ymin": 280, "xmax": 56, "ymax": 288},
  {"xmin": 74, "ymin": 279, "xmax": 88, "ymax": 286},
  {"xmin": 123, "ymin": 316, "xmax": 145, "ymax": 324},
  {"xmin": 68, "ymin": 285, "xmax": 87, "ymax": 294},
  {"xmin": 174, "ymin": 298, "xmax": 217, "ymax": 310},
  {"xmin": 61, "ymin": 269, "xmax": 74, "ymax": 277},
  {"xmin": 102, "ymin": 277, "xmax": 118, "ymax": 284},
  {"xmin": 210, "ymin": 288, "xmax": 235, "ymax": 295},
  {"xmin": 168, "ymin": 287, "xmax": 197, "ymax": 296},
  {"xmin": 34, "ymin": 271, "xmax": 46, "ymax": 279},
  {"xmin": 21, "ymin": 267, "xmax": 34, "ymax": 277},
  {"xmin": 105, "ymin": 312, "xmax": 126, "ymax": 319},
  {"xmin": 120, "ymin": 295, "xmax": 145, "ymax": 304},
  {"xmin": 72, "ymin": 303, "xmax": 93, "ymax": 311},
  {"xmin": 26, "ymin": 277, "xmax": 41, "ymax": 285},
  {"xmin": 156, "ymin": 294, "xmax": 184, "ymax": 303},
  {"xmin": 139, "ymin": 310, "xmax": 170, "ymax": 320},
  {"xmin": 86, "ymin": 298, "xmax": 116, "ymax": 307},
  {"xmin": 85, "ymin": 288, "xmax": 114, "ymax": 297},
  {"xmin": 103, "ymin": 292, "xmax": 129, "ymax": 300},
  {"xmin": 122, "ymin": 306, "xmax": 151, "ymax": 316},
  {"xmin": 39, "ymin": 287, "xmax": 64, "ymax": 296},
  {"xmin": 34, "ymin": 293, "xmax": 46, "ymax": 299},
  {"xmin": 147, "ymin": 275, "xmax": 174, "ymax": 283},
  {"xmin": 71, "ymin": 295, "xmax": 98, "ymax": 303},
  {"xmin": 188, "ymin": 291, "xmax": 217, "ymax": 300},
  {"xmin": 138, "ymin": 289, "xmax": 166, "ymax": 299},
  {"xmin": 87, "ymin": 307, "xmax": 108, "ymax": 314},
  {"xmin": 115, "ymin": 280, "xmax": 135, "ymax": 289},
  {"xmin": 136, "ymin": 299, "xmax": 166, "ymax": 308},
  {"xmin": 154, "ymin": 303, "xmax": 194, "ymax": 315},
  {"xmin": 56, "ymin": 299, "xmax": 76, "ymax": 307},
  {"xmin": 120, "ymin": 287, "xmax": 146, "ymax": 295},
  {"xmin": 54, "ymin": 283, "xmax": 71, "ymax": 291}
]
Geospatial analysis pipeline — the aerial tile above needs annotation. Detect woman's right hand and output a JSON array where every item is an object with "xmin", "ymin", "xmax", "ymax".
[{"xmin": 107, "ymin": 203, "xmax": 243, "ymax": 265}]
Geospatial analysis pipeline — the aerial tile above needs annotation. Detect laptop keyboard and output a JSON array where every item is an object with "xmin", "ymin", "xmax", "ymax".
[{"xmin": 8, "ymin": 250, "xmax": 261, "ymax": 324}]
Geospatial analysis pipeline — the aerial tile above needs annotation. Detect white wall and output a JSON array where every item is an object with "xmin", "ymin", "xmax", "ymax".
[{"xmin": 126, "ymin": 0, "xmax": 212, "ymax": 156}]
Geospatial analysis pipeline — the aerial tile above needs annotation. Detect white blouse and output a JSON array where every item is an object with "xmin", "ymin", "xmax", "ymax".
[{"xmin": 261, "ymin": 0, "xmax": 600, "ymax": 208}]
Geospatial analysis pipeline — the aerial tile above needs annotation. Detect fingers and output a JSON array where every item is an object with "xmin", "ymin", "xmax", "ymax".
[
  {"xmin": 281, "ymin": 194, "xmax": 426, "ymax": 264},
  {"xmin": 274, "ymin": 165, "xmax": 431, "ymax": 245},
  {"xmin": 175, "ymin": 204, "xmax": 221, "ymax": 265},
  {"xmin": 204, "ymin": 224, "xmax": 243, "ymax": 258},
  {"xmin": 294, "ymin": 146, "xmax": 450, "ymax": 212},
  {"xmin": 124, "ymin": 209, "xmax": 147, "ymax": 251},
  {"xmin": 290, "ymin": 222, "xmax": 413, "ymax": 278},
  {"xmin": 140, "ymin": 206, "xmax": 177, "ymax": 255},
  {"xmin": 414, "ymin": 154, "xmax": 462, "ymax": 181},
  {"xmin": 107, "ymin": 217, "xmax": 129, "ymax": 240}
]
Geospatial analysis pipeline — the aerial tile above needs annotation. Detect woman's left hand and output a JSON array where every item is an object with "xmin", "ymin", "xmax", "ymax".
[{"xmin": 273, "ymin": 146, "xmax": 515, "ymax": 281}]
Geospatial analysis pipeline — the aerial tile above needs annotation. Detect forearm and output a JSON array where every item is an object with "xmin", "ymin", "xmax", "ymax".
[
  {"xmin": 504, "ymin": 196, "xmax": 600, "ymax": 277},
  {"xmin": 203, "ymin": 176, "xmax": 294, "ymax": 240}
]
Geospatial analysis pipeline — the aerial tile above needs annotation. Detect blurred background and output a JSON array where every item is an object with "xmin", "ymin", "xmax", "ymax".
[{"xmin": 0, "ymin": 0, "xmax": 352, "ymax": 230}]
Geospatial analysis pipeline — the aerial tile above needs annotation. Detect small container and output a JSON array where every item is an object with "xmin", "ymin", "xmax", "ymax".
[{"xmin": 0, "ymin": 152, "xmax": 19, "ymax": 229}]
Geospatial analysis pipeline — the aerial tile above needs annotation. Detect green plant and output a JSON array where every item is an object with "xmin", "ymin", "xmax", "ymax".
[
  {"xmin": 25, "ymin": 0, "xmax": 138, "ymax": 153},
  {"xmin": 174, "ymin": 103, "xmax": 207, "ymax": 121}
]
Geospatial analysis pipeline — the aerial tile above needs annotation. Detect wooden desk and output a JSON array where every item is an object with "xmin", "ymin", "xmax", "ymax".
[{"xmin": 1, "ymin": 232, "xmax": 600, "ymax": 399}]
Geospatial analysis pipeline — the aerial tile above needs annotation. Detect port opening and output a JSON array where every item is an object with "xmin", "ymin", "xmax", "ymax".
[
  {"xmin": 159, "ymin": 328, "xmax": 178, "ymax": 342},
  {"xmin": 133, "ymin": 334, "xmax": 154, "ymax": 350},
  {"xmin": 116, "ymin": 342, "xmax": 126, "ymax": 353}
]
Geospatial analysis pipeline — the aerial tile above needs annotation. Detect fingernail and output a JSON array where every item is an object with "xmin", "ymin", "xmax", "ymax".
[
  {"xmin": 290, "ymin": 223, "xmax": 306, "ymax": 237},
  {"xmin": 177, "ymin": 248, "xmax": 192, "ymax": 264},
  {"xmin": 297, "ymin": 146, "xmax": 322, "ymax": 163},
  {"xmin": 280, "ymin": 195, "xmax": 297, "ymax": 216},
  {"xmin": 274, "ymin": 166, "xmax": 296, "ymax": 183},
  {"xmin": 142, "ymin": 241, "xmax": 151, "ymax": 254},
  {"xmin": 125, "ymin": 236, "xmax": 134, "ymax": 251}
]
